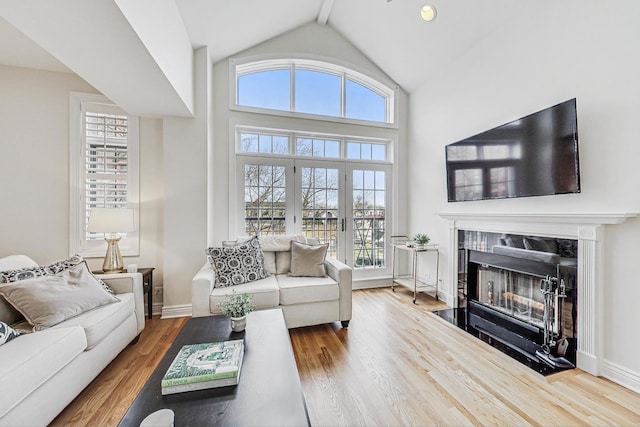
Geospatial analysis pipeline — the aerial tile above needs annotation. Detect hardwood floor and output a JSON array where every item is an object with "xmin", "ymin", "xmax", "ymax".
[{"xmin": 53, "ymin": 288, "xmax": 640, "ymax": 426}]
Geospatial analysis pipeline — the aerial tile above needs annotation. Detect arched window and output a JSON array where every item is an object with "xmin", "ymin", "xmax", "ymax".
[{"xmin": 234, "ymin": 59, "xmax": 395, "ymax": 124}]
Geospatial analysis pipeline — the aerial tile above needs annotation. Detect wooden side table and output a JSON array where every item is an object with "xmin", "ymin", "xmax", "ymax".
[{"xmin": 93, "ymin": 268, "xmax": 155, "ymax": 319}]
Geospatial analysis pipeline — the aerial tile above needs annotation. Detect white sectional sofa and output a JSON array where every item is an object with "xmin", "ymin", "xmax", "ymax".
[
  {"xmin": 192, "ymin": 235, "xmax": 352, "ymax": 328},
  {"xmin": 0, "ymin": 255, "xmax": 145, "ymax": 427}
]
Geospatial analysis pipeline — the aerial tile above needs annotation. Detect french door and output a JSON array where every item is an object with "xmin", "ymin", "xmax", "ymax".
[
  {"xmin": 238, "ymin": 156, "xmax": 391, "ymax": 276},
  {"xmin": 295, "ymin": 160, "xmax": 345, "ymax": 261}
]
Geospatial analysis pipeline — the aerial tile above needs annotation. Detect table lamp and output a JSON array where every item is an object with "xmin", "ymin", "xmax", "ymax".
[{"xmin": 88, "ymin": 208, "xmax": 136, "ymax": 272}]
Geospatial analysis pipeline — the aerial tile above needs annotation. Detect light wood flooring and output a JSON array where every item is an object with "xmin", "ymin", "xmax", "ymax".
[{"xmin": 53, "ymin": 288, "xmax": 640, "ymax": 426}]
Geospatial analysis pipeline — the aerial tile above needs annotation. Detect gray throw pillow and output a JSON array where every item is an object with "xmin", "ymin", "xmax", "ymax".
[
  {"xmin": 289, "ymin": 241, "xmax": 328, "ymax": 277},
  {"xmin": 207, "ymin": 236, "xmax": 270, "ymax": 288},
  {"xmin": 0, "ymin": 261, "xmax": 119, "ymax": 331}
]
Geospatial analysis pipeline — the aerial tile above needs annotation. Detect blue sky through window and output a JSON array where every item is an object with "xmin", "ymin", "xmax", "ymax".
[
  {"xmin": 295, "ymin": 69, "xmax": 341, "ymax": 117},
  {"xmin": 238, "ymin": 69, "xmax": 290, "ymax": 111},
  {"xmin": 237, "ymin": 65, "xmax": 389, "ymax": 123},
  {"xmin": 346, "ymin": 79, "xmax": 385, "ymax": 122}
]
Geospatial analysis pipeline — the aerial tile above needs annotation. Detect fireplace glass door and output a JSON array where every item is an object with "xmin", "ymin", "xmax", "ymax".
[{"xmin": 477, "ymin": 267, "xmax": 548, "ymax": 331}]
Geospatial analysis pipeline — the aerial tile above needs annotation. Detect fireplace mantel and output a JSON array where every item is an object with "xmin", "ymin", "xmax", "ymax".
[
  {"xmin": 438, "ymin": 211, "xmax": 638, "ymax": 376},
  {"xmin": 439, "ymin": 211, "xmax": 637, "ymax": 225}
]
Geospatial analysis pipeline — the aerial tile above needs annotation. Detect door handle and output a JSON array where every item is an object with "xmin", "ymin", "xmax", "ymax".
[{"xmin": 341, "ymin": 218, "xmax": 345, "ymax": 232}]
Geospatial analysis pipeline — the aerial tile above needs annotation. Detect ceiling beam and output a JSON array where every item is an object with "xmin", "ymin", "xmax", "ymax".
[{"xmin": 317, "ymin": 0, "xmax": 336, "ymax": 25}]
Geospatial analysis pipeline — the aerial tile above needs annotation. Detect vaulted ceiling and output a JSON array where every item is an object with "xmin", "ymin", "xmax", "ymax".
[{"xmin": 0, "ymin": 0, "xmax": 523, "ymax": 117}]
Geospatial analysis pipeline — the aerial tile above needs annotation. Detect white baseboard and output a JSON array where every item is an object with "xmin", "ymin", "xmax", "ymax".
[
  {"xmin": 352, "ymin": 277, "xmax": 391, "ymax": 290},
  {"xmin": 576, "ymin": 350, "xmax": 599, "ymax": 376},
  {"xmin": 161, "ymin": 304, "xmax": 192, "ymax": 319},
  {"xmin": 601, "ymin": 359, "xmax": 640, "ymax": 394},
  {"xmin": 152, "ymin": 302, "xmax": 163, "ymax": 316}
]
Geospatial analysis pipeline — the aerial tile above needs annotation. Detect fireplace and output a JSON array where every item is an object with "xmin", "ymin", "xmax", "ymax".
[
  {"xmin": 438, "ymin": 211, "xmax": 638, "ymax": 377},
  {"xmin": 465, "ymin": 248, "xmax": 577, "ymax": 372}
]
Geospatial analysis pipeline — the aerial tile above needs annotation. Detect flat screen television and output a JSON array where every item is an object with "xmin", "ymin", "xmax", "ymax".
[{"xmin": 445, "ymin": 98, "xmax": 580, "ymax": 202}]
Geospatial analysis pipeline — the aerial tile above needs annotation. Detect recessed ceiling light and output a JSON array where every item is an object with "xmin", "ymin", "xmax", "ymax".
[{"xmin": 420, "ymin": 4, "xmax": 437, "ymax": 22}]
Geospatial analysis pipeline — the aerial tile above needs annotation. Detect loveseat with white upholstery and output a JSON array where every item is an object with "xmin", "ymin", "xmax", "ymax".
[
  {"xmin": 192, "ymin": 234, "xmax": 352, "ymax": 328},
  {"xmin": 0, "ymin": 255, "xmax": 145, "ymax": 427}
]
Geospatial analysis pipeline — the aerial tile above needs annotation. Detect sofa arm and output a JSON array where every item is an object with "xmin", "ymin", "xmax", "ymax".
[
  {"xmin": 192, "ymin": 263, "xmax": 215, "ymax": 317},
  {"xmin": 99, "ymin": 273, "xmax": 145, "ymax": 334},
  {"xmin": 325, "ymin": 257, "xmax": 352, "ymax": 323}
]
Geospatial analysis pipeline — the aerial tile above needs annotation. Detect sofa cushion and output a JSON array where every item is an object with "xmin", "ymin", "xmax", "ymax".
[
  {"xmin": 0, "ymin": 325, "xmax": 86, "ymax": 419},
  {"xmin": 275, "ymin": 251, "xmax": 291, "ymax": 274},
  {"xmin": 289, "ymin": 241, "xmax": 328, "ymax": 277},
  {"xmin": 258, "ymin": 234, "xmax": 307, "ymax": 252},
  {"xmin": 263, "ymin": 252, "xmax": 277, "ymax": 275},
  {"xmin": 0, "ymin": 261, "xmax": 119, "ymax": 331},
  {"xmin": 51, "ymin": 292, "xmax": 134, "ymax": 350},
  {"xmin": 277, "ymin": 274, "xmax": 339, "ymax": 306},
  {"xmin": 207, "ymin": 236, "xmax": 270, "ymax": 288},
  {"xmin": 0, "ymin": 320, "xmax": 21, "ymax": 346},
  {"xmin": 209, "ymin": 275, "xmax": 279, "ymax": 314}
]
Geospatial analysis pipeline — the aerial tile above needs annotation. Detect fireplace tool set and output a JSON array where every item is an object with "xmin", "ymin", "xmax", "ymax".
[{"xmin": 535, "ymin": 275, "xmax": 575, "ymax": 369}]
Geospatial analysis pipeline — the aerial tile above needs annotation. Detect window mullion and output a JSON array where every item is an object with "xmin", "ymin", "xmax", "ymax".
[
  {"xmin": 341, "ymin": 72, "xmax": 346, "ymax": 119},
  {"xmin": 290, "ymin": 64, "xmax": 295, "ymax": 113}
]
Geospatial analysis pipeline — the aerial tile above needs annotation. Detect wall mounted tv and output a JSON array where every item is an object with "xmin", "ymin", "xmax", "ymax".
[{"xmin": 445, "ymin": 98, "xmax": 580, "ymax": 202}]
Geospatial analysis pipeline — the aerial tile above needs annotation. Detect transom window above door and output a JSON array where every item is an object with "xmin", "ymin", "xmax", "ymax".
[
  {"xmin": 237, "ymin": 128, "xmax": 391, "ymax": 162},
  {"xmin": 233, "ymin": 59, "xmax": 396, "ymax": 125}
]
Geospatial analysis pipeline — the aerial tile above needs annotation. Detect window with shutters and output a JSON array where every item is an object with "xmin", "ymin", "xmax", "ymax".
[{"xmin": 69, "ymin": 93, "xmax": 140, "ymax": 257}]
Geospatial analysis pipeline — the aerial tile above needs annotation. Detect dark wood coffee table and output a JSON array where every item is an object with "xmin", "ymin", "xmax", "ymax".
[{"xmin": 118, "ymin": 309, "xmax": 309, "ymax": 427}]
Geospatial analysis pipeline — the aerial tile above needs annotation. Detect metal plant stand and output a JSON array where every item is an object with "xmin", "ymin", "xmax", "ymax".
[{"xmin": 391, "ymin": 236, "xmax": 439, "ymax": 303}]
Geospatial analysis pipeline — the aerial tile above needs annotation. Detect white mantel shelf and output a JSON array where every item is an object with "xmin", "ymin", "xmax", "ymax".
[{"xmin": 438, "ymin": 212, "xmax": 638, "ymax": 225}]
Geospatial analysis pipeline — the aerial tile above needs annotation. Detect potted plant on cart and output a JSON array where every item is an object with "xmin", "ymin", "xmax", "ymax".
[
  {"xmin": 413, "ymin": 233, "xmax": 431, "ymax": 248},
  {"xmin": 218, "ymin": 290, "xmax": 255, "ymax": 332}
]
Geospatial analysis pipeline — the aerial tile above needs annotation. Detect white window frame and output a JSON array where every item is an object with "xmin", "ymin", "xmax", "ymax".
[
  {"xmin": 230, "ymin": 58, "xmax": 398, "ymax": 128},
  {"xmin": 69, "ymin": 92, "xmax": 140, "ymax": 258}
]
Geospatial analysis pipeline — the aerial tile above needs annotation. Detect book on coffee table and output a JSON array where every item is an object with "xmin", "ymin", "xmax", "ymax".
[{"xmin": 161, "ymin": 340, "xmax": 244, "ymax": 395}]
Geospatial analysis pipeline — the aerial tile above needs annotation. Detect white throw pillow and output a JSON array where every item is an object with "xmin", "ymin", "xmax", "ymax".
[{"xmin": 289, "ymin": 241, "xmax": 328, "ymax": 277}]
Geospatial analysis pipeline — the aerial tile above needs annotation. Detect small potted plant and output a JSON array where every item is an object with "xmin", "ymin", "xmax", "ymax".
[
  {"xmin": 218, "ymin": 290, "xmax": 255, "ymax": 332},
  {"xmin": 413, "ymin": 233, "xmax": 431, "ymax": 247}
]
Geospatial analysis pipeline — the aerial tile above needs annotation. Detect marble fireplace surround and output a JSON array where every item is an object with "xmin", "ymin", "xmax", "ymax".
[{"xmin": 438, "ymin": 211, "xmax": 637, "ymax": 376}]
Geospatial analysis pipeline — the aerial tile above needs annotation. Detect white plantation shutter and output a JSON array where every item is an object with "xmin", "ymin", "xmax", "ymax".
[
  {"xmin": 84, "ymin": 112, "xmax": 129, "ymax": 240},
  {"xmin": 70, "ymin": 93, "xmax": 139, "ymax": 257}
]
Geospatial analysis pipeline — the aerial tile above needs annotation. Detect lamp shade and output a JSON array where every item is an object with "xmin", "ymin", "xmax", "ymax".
[{"xmin": 88, "ymin": 208, "xmax": 136, "ymax": 233}]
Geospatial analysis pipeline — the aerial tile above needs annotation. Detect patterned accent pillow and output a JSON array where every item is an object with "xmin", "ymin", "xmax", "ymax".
[
  {"xmin": 0, "ymin": 255, "xmax": 115, "ymax": 294},
  {"xmin": 0, "ymin": 320, "xmax": 21, "ymax": 346},
  {"xmin": 207, "ymin": 236, "xmax": 270, "ymax": 288}
]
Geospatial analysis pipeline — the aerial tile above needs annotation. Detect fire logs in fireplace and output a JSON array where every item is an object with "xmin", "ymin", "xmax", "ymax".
[{"xmin": 465, "ymin": 249, "xmax": 577, "ymax": 373}]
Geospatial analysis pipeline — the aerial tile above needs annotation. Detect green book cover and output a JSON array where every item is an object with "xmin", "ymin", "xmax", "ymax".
[{"xmin": 161, "ymin": 340, "xmax": 244, "ymax": 387}]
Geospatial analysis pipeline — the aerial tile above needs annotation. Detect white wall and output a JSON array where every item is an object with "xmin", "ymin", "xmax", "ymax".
[
  {"xmin": 407, "ymin": 2, "xmax": 640, "ymax": 385},
  {"xmin": 0, "ymin": 64, "xmax": 165, "ymax": 306},
  {"xmin": 160, "ymin": 47, "xmax": 210, "ymax": 316}
]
